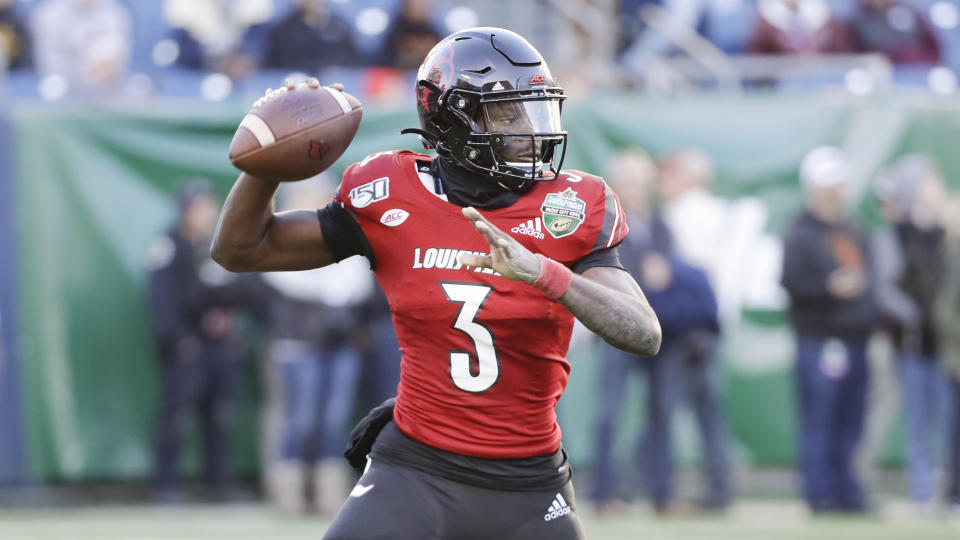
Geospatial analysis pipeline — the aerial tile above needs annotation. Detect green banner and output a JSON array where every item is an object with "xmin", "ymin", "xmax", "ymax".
[{"xmin": 12, "ymin": 95, "xmax": 960, "ymax": 481}]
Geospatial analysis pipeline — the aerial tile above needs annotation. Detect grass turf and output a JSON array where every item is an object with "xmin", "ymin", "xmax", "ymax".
[{"xmin": 0, "ymin": 499, "xmax": 957, "ymax": 539}]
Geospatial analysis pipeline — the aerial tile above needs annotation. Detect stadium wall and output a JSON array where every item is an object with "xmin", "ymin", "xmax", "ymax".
[{"xmin": 6, "ymin": 95, "xmax": 960, "ymax": 482}]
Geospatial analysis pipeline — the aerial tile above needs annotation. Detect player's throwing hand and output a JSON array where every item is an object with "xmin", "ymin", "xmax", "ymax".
[{"xmin": 460, "ymin": 207, "xmax": 541, "ymax": 283}]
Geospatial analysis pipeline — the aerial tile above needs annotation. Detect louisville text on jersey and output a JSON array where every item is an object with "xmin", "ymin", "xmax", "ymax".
[{"xmin": 412, "ymin": 247, "xmax": 502, "ymax": 276}]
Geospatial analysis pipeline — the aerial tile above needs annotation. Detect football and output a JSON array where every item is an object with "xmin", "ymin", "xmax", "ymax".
[{"xmin": 228, "ymin": 83, "xmax": 363, "ymax": 181}]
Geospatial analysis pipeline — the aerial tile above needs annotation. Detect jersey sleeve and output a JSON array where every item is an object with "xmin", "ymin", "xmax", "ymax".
[
  {"xmin": 316, "ymin": 202, "xmax": 374, "ymax": 266},
  {"xmin": 570, "ymin": 245, "xmax": 625, "ymax": 274},
  {"xmin": 585, "ymin": 179, "xmax": 629, "ymax": 254}
]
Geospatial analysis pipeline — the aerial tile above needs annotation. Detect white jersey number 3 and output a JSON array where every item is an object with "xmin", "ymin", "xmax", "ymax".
[{"xmin": 440, "ymin": 282, "xmax": 500, "ymax": 393}]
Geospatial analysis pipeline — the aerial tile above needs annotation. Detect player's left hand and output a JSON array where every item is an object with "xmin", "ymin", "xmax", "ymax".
[{"xmin": 460, "ymin": 207, "xmax": 541, "ymax": 283}]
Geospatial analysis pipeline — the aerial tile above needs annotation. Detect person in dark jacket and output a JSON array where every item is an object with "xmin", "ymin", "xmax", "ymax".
[
  {"xmin": 147, "ymin": 181, "xmax": 249, "ymax": 501},
  {"xmin": 642, "ymin": 252, "xmax": 729, "ymax": 514},
  {"xmin": 263, "ymin": 0, "xmax": 362, "ymax": 73},
  {"xmin": 591, "ymin": 150, "xmax": 671, "ymax": 513},
  {"xmin": 591, "ymin": 150, "xmax": 730, "ymax": 514},
  {"xmin": 781, "ymin": 146, "xmax": 876, "ymax": 513},
  {"xmin": 874, "ymin": 155, "xmax": 952, "ymax": 510},
  {"xmin": 378, "ymin": 0, "xmax": 442, "ymax": 70}
]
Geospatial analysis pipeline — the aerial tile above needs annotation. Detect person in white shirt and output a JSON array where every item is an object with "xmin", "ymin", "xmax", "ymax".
[
  {"xmin": 31, "ymin": 0, "xmax": 131, "ymax": 93},
  {"xmin": 659, "ymin": 147, "xmax": 775, "ymax": 322},
  {"xmin": 261, "ymin": 175, "xmax": 374, "ymax": 516}
]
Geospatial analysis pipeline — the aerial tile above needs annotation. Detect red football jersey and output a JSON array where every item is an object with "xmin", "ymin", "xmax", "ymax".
[{"xmin": 335, "ymin": 150, "xmax": 628, "ymax": 458}]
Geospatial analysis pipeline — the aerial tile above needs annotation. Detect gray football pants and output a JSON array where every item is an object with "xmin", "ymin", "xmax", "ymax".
[{"xmin": 323, "ymin": 459, "xmax": 586, "ymax": 540}]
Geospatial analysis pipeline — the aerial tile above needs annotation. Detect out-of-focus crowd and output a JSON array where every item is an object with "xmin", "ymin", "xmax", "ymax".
[
  {"xmin": 0, "ymin": 0, "xmax": 448, "ymax": 100},
  {"xmin": 145, "ymin": 175, "xmax": 400, "ymax": 514},
  {"xmin": 0, "ymin": 0, "xmax": 958, "ymax": 101},
  {"xmin": 588, "ymin": 145, "xmax": 960, "ymax": 519}
]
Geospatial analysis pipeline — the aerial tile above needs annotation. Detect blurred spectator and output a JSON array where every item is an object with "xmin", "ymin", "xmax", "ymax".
[
  {"xmin": 31, "ymin": 0, "xmax": 131, "ymax": 92},
  {"xmin": 591, "ymin": 149, "xmax": 729, "ymax": 514},
  {"xmin": 264, "ymin": 0, "xmax": 360, "ymax": 75},
  {"xmin": 591, "ymin": 149, "xmax": 672, "ymax": 512},
  {"xmin": 748, "ymin": 0, "xmax": 854, "ymax": 55},
  {"xmin": 163, "ymin": 0, "xmax": 273, "ymax": 80},
  {"xmin": 640, "ymin": 239, "xmax": 728, "ymax": 514},
  {"xmin": 934, "ymin": 195, "xmax": 960, "ymax": 516},
  {"xmin": 379, "ymin": 0, "xmax": 442, "ymax": 70},
  {"xmin": 658, "ymin": 148, "xmax": 721, "ymax": 273},
  {"xmin": 261, "ymin": 177, "xmax": 373, "ymax": 516},
  {"xmin": 781, "ymin": 146, "xmax": 875, "ymax": 513},
  {"xmin": 873, "ymin": 155, "xmax": 952, "ymax": 511},
  {"xmin": 654, "ymin": 150, "xmax": 733, "ymax": 512},
  {"xmin": 658, "ymin": 148, "xmax": 769, "ymax": 322},
  {"xmin": 263, "ymin": 0, "xmax": 362, "ymax": 74},
  {"xmin": 0, "ymin": 0, "xmax": 31, "ymax": 70},
  {"xmin": 850, "ymin": 0, "xmax": 940, "ymax": 65},
  {"xmin": 147, "ymin": 181, "xmax": 253, "ymax": 501}
]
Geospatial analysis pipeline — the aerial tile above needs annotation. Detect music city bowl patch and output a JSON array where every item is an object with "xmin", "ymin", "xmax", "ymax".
[{"xmin": 540, "ymin": 187, "xmax": 586, "ymax": 238}]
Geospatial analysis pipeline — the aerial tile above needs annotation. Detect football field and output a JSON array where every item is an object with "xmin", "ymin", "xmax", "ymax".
[{"xmin": 0, "ymin": 499, "xmax": 957, "ymax": 540}]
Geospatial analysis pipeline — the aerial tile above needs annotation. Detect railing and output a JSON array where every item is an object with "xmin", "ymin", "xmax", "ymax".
[{"xmin": 642, "ymin": 53, "xmax": 895, "ymax": 94}]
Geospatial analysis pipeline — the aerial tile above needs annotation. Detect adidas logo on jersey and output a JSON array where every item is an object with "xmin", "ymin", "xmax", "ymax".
[
  {"xmin": 511, "ymin": 218, "xmax": 545, "ymax": 240},
  {"xmin": 543, "ymin": 493, "xmax": 571, "ymax": 522}
]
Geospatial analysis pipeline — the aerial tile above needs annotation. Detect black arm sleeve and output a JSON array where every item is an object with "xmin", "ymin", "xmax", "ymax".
[
  {"xmin": 571, "ymin": 244, "xmax": 626, "ymax": 274},
  {"xmin": 316, "ymin": 202, "xmax": 377, "ymax": 269}
]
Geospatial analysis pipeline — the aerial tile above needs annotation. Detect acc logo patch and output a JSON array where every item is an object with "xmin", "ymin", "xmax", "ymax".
[
  {"xmin": 541, "ymin": 187, "xmax": 586, "ymax": 238},
  {"xmin": 349, "ymin": 176, "xmax": 389, "ymax": 208},
  {"xmin": 380, "ymin": 208, "xmax": 409, "ymax": 227}
]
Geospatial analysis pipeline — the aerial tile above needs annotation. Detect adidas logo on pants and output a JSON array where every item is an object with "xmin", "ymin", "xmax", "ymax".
[{"xmin": 544, "ymin": 493, "xmax": 571, "ymax": 521}]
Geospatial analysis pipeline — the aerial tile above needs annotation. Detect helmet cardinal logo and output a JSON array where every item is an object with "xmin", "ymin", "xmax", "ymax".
[
  {"xmin": 417, "ymin": 66, "xmax": 447, "ymax": 111},
  {"xmin": 540, "ymin": 188, "xmax": 586, "ymax": 238}
]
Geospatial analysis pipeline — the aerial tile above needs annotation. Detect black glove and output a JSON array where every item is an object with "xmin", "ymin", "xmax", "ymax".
[{"xmin": 344, "ymin": 397, "xmax": 396, "ymax": 473}]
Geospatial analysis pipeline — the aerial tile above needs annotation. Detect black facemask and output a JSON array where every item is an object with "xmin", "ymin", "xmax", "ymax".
[{"xmin": 430, "ymin": 157, "xmax": 531, "ymax": 210}]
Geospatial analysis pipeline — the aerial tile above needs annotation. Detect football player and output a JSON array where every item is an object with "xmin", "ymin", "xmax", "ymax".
[{"xmin": 212, "ymin": 27, "xmax": 661, "ymax": 540}]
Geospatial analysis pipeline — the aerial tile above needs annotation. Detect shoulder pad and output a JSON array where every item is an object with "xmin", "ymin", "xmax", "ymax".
[
  {"xmin": 550, "ymin": 170, "xmax": 628, "ymax": 253},
  {"xmin": 338, "ymin": 150, "xmax": 432, "ymax": 212}
]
